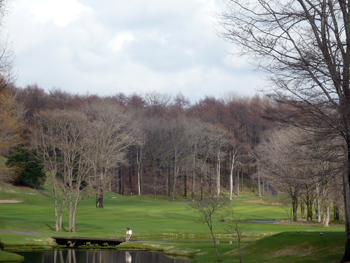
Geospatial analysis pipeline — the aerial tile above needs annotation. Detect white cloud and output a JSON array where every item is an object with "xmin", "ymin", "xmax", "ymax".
[
  {"xmin": 108, "ymin": 31, "xmax": 137, "ymax": 54},
  {"xmin": 17, "ymin": 0, "xmax": 92, "ymax": 27},
  {"xmin": 6, "ymin": 0, "xmax": 266, "ymax": 102}
]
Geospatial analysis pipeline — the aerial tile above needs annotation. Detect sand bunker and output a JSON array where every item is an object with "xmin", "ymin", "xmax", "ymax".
[
  {"xmin": 244, "ymin": 200, "xmax": 282, "ymax": 206},
  {"xmin": 0, "ymin": 199, "xmax": 22, "ymax": 203}
]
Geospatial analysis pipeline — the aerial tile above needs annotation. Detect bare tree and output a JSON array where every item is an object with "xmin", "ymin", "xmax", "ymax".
[
  {"xmin": 168, "ymin": 118, "xmax": 190, "ymax": 201},
  {"xmin": 218, "ymin": 1, "xmax": 350, "ymax": 260},
  {"xmin": 188, "ymin": 194, "xmax": 230, "ymax": 262},
  {"xmin": 35, "ymin": 111, "xmax": 66, "ymax": 232},
  {"xmin": 223, "ymin": 209, "xmax": 245, "ymax": 263},
  {"xmin": 16, "ymin": 84, "xmax": 47, "ymax": 118},
  {"xmin": 35, "ymin": 110, "xmax": 92, "ymax": 232},
  {"xmin": 143, "ymin": 117, "xmax": 170, "ymax": 199},
  {"xmin": 186, "ymin": 118, "xmax": 203, "ymax": 201},
  {"xmin": 258, "ymin": 126, "xmax": 341, "ymax": 224},
  {"xmin": 56, "ymin": 111, "xmax": 91, "ymax": 233},
  {"xmin": 0, "ymin": 0, "xmax": 15, "ymax": 94},
  {"xmin": 142, "ymin": 91, "xmax": 172, "ymax": 117},
  {"xmin": 195, "ymin": 122, "xmax": 228, "ymax": 200},
  {"xmin": 249, "ymin": 150, "xmax": 262, "ymax": 197},
  {"xmin": 136, "ymin": 144, "xmax": 143, "ymax": 196},
  {"xmin": 257, "ymin": 129, "xmax": 306, "ymax": 221},
  {"xmin": 184, "ymin": 118, "xmax": 221, "ymax": 201},
  {"xmin": 83, "ymin": 102, "xmax": 142, "ymax": 208}
]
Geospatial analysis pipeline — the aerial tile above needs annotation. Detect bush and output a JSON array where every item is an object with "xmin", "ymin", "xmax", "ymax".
[{"xmin": 6, "ymin": 146, "xmax": 46, "ymax": 186}]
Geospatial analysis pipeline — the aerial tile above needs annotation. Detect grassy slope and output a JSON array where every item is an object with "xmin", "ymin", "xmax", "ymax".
[
  {"xmin": 0, "ymin": 181, "xmax": 346, "ymax": 262},
  {"xmin": 0, "ymin": 251, "xmax": 24, "ymax": 262}
]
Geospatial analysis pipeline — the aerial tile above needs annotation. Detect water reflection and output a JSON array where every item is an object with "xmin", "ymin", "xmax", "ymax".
[
  {"xmin": 126, "ymin": 251, "xmax": 132, "ymax": 263},
  {"xmin": 17, "ymin": 249, "xmax": 191, "ymax": 263}
]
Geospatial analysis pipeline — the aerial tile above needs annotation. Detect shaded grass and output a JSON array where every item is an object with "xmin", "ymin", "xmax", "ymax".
[{"xmin": 227, "ymin": 231, "xmax": 345, "ymax": 263}]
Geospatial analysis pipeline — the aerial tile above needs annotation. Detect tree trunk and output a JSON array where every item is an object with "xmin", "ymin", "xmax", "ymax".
[
  {"xmin": 234, "ymin": 222, "xmax": 242, "ymax": 263},
  {"xmin": 96, "ymin": 173, "xmax": 104, "ymax": 208},
  {"xmin": 217, "ymin": 150, "xmax": 221, "ymax": 200},
  {"xmin": 342, "ymin": 143, "xmax": 350, "ymax": 262},
  {"xmin": 168, "ymin": 166, "xmax": 171, "ymax": 201},
  {"xmin": 258, "ymin": 164, "xmax": 261, "ymax": 197},
  {"xmin": 262, "ymin": 175, "xmax": 265, "ymax": 196},
  {"xmin": 300, "ymin": 201, "xmax": 305, "ymax": 220},
  {"xmin": 153, "ymin": 162, "xmax": 157, "ymax": 199},
  {"xmin": 192, "ymin": 158, "xmax": 195, "ymax": 201},
  {"xmin": 66, "ymin": 169, "xmax": 74, "ymax": 233},
  {"xmin": 307, "ymin": 197, "xmax": 313, "ymax": 221},
  {"xmin": 58, "ymin": 188, "xmax": 66, "ymax": 232},
  {"xmin": 292, "ymin": 194, "xmax": 298, "ymax": 222},
  {"xmin": 137, "ymin": 146, "xmax": 142, "ymax": 196},
  {"xmin": 334, "ymin": 205, "xmax": 340, "ymax": 220},
  {"xmin": 200, "ymin": 172, "xmax": 203, "ymax": 201},
  {"xmin": 173, "ymin": 158, "xmax": 180, "ymax": 201},
  {"xmin": 53, "ymin": 181, "xmax": 59, "ymax": 231},
  {"xmin": 120, "ymin": 168, "xmax": 124, "ymax": 195},
  {"xmin": 252, "ymin": 178, "xmax": 255, "ymax": 193},
  {"xmin": 165, "ymin": 166, "xmax": 169, "ymax": 201},
  {"xmin": 129, "ymin": 161, "xmax": 133, "ymax": 193},
  {"xmin": 241, "ymin": 167, "xmax": 243, "ymax": 192},
  {"xmin": 68, "ymin": 185, "xmax": 73, "ymax": 232},
  {"xmin": 316, "ymin": 184, "xmax": 321, "ymax": 223},
  {"xmin": 236, "ymin": 170, "xmax": 240, "ymax": 197},
  {"xmin": 96, "ymin": 192, "xmax": 104, "ymax": 208},
  {"xmin": 209, "ymin": 225, "xmax": 221, "ymax": 261},
  {"xmin": 229, "ymin": 155, "xmax": 235, "ymax": 201},
  {"xmin": 184, "ymin": 170, "xmax": 188, "ymax": 199},
  {"xmin": 322, "ymin": 202, "xmax": 330, "ymax": 227},
  {"xmin": 71, "ymin": 190, "xmax": 80, "ymax": 233},
  {"xmin": 224, "ymin": 158, "xmax": 227, "ymax": 187},
  {"xmin": 314, "ymin": 200, "xmax": 319, "ymax": 222},
  {"xmin": 173, "ymin": 175, "xmax": 177, "ymax": 201}
]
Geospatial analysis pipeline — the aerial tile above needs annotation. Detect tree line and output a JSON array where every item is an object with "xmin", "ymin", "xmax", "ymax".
[
  {"xmin": 1, "ymin": 84, "xmax": 278, "ymax": 231},
  {"xmin": 0, "ymin": 82, "xmax": 346, "ymax": 234}
]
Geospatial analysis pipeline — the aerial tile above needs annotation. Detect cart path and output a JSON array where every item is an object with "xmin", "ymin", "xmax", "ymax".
[{"xmin": 0, "ymin": 229, "xmax": 49, "ymax": 236}]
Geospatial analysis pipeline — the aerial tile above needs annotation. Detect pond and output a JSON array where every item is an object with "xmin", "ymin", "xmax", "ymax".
[{"xmin": 16, "ymin": 249, "xmax": 191, "ymax": 263}]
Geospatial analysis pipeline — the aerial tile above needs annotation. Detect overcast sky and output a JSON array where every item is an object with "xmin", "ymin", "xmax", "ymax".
[{"xmin": 6, "ymin": 0, "xmax": 266, "ymax": 102}]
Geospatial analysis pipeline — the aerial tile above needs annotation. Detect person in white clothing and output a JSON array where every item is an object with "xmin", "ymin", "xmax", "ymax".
[{"xmin": 126, "ymin": 228, "xmax": 132, "ymax": 241}]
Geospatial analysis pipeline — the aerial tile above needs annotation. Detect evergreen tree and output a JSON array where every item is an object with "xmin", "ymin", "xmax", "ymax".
[{"xmin": 6, "ymin": 146, "xmax": 46, "ymax": 186}]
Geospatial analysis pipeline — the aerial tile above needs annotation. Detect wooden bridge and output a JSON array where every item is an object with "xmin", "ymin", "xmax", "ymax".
[{"xmin": 53, "ymin": 236, "xmax": 123, "ymax": 247}]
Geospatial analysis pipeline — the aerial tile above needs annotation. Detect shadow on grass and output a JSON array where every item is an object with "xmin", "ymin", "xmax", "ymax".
[
  {"xmin": 45, "ymin": 224, "xmax": 69, "ymax": 233},
  {"xmin": 45, "ymin": 224, "xmax": 55, "ymax": 232}
]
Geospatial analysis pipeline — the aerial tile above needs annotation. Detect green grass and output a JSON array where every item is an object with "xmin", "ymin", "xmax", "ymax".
[
  {"xmin": 0, "ymin": 250, "xmax": 24, "ymax": 262},
  {"xmin": 0, "ymin": 181, "xmax": 346, "ymax": 262},
  {"xmin": 231, "ymin": 232, "xmax": 345, "ymax": 263}
]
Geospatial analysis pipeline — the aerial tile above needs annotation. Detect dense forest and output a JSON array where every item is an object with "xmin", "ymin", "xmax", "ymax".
[{"xmin": 0, "ymin": 82, "xmax": 344, "ymax": 232}]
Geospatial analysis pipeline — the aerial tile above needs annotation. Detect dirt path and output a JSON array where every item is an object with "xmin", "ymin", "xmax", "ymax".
[{"xmin": 0, "ymin": 200, "xmax": 22, "ymax": 203}]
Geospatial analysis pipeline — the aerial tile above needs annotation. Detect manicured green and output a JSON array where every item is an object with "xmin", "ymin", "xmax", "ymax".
[{"xmin": 0, "ymin": 181, "xmax": 346, "ymax": 262}]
